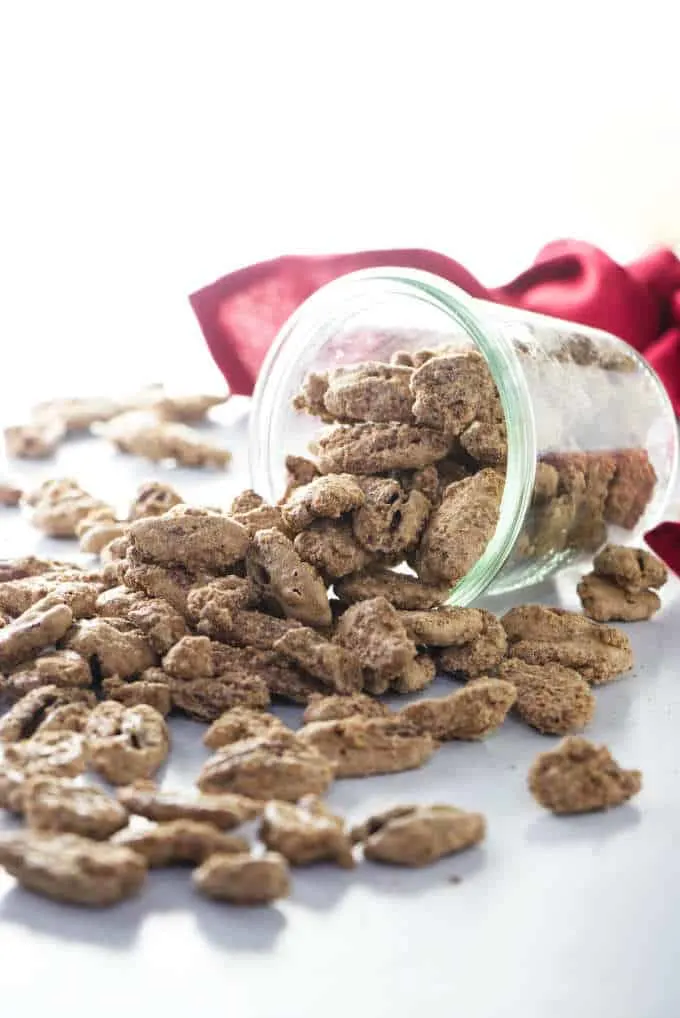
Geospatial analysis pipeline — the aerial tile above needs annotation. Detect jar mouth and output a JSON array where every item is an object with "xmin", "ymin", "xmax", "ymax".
[{"xmin": 250, "ymin": 267, "xmax": 537, "ymax": 606}]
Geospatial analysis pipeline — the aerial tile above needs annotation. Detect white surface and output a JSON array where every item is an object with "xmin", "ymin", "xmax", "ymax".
[{"xmin": 0, "ymin": 405, "xmax": 679, "ymax": 1018}]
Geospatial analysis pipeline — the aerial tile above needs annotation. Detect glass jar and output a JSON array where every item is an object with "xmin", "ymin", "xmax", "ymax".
[{"xmin": 250, "ymin": 268, "xmax": 677, "ymax": 605}]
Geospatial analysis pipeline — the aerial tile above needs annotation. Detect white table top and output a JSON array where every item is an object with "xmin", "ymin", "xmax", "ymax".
[{"xmin": 1, "ymin": 400, "xmax": 679, "ymax": 1018}]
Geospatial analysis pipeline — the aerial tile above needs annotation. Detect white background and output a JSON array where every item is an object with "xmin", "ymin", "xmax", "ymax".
[{"xmin": 1, "ymin": 1, "xmax": 680, "ymax": 401}]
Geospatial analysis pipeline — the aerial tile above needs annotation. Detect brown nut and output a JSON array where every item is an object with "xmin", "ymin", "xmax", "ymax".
[
  {"xmin": 604, "ymin": 449, "xmax": 657, "ymax": 529},
  {"xmin": 115, "ymin": 819, "xmax": 248, "ymax": 867},
  {"xmin": 126, "ymin": 597, "xmax": 189, "ymax": 655},
  {"xmin": 4, "ymin": 421, "xmax": 64, "ymax": 459},
  {"xmin": 128, "ymin": 480, "xmax": 184, "ymax": 520},
  {"xmin": 199, "ymin": 608, "xmax": 301, "ymax": 651},
  {"xmin": 4, "ymin": 730, "xmax": 87, "ymax": 778},
  {"xmin": 294, "ymin": 519, "xmax": 373, "ymax": 579},
  {"xmin": 193, "ymin": 851, "xmax": 290, "ymax": 905},
  {"xmin": 273, "ymin": 627, "xmax": 363, "ymax": 694},
  {"xmin": 296, "ymin": 716, "xmax": 436, "ymax": 778},
  {"xmin": 501, "ymin": 604, "xmax": 633, "ymax": 684},
  {"xmin": 85, "ymin": 702, "xmax": 170, "ymax": 785},
  {"xmin": 198, "ymin": 734, "xmax": 336, "ymax": 801},
  {"xmin": 410, "ymin": 351, "xmax": 498, "ymax": 437},
  {"xmin": 2, "ymin": 650, "xmax": 92, "ymax": 700},
  {"xmin": 398, "ymin": 606, "xmax": 484, "ymax": 647},
  {"xmin": 499, "ymin": 659, "xmax": 595, "ymax": 735},
  {"xmin": 129, "ymin": 508, "xmax": 249, "ymax": 572},
  {"xmin": 317, "ymin": 422, "xmax": 450, "ymax": 474},
  {"xmin": 354, "ymin": 804, "xmax": 486, "ymax": 866},
  {"xmin": 23, "ymin": 776, "xmax": 129, "ymax": 839},
  {"xmin": 62, "ymin": 618, "xmax": 156, "ymax": 678},
  {"xmin": 100, "ymin": 412, "xmax": 231, "ymax": 469},
  {"xmin": 0, "ymin": 602, "xmax": 73, "ymax": 669},
  {"xmin": 0, "ymin": 830, "xmax": 147, "ymax": 906},
  {"xmin": 322, "ymin": 362, "xmax": 415, "ymax": 424},
  {"xmin": 352, "ymin": 478, "xmax": 431, "ymax": 555},
  {"xmin": 117, "ymin": 783, "xmax": 262, "ymax": 829},
  {"xmin": 391, "ymin": 653, "xmax": 437, "ymax": 694},
  {"xmin": 400, "ymin": 680, "xmax": 516, "ymax": 740},
  {"xmin": 334, "ymin": 567, "xmax": 450, "ymax": 610},
  {"xmin": 259, "ymin": 795, "xmax": 354, "ymax": 868},
  {"xmin": 203, "ymin": 708, "xmax": 292, "ymax": 750},
  {"xmin": 0, "ymin": 685, "xmax": 95, "ymax": 742},
  {"xmin": 416, "ymin": 470, "xmax": 503, "ymax": 585},
  {"xmin": 577, "ymin": 573, "xmax": 661, "ymax": 623},
  {"xmin": 334, "ymin": 596, "xmax": 416, "ymax": 682},
  {"xmin": 593, "ymin": 543, "xmax": 668, "ymax": 593},
  {"xmin": 246, "ymin": 529, "xmax": 331, "ymax": 627},
  {"xmin": 302, "ymin": 693, "xmax": 392, "ymax": 724},
  {"xmin": 100, "ymin": 674, "xmax": 173, "ymax": 716},
  {"xmin": 438, "ymin": 610, "xmax": 508, "ymax": 677},
  {"xmin": 528, "ymin": 736, "xmax": 642, "ymax": 814},
  {"xmin": 281, "ymin": 473, "xmax": 365, "ymax": 533}
]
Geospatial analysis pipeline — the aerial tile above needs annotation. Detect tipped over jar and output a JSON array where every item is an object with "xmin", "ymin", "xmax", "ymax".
[{"xmin": 250, "ymin": 268, "xmax": 678, "ymax": 605}]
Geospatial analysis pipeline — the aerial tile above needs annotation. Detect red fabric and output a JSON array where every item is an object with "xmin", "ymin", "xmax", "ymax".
[
  {"xmin": 189, "ymin": 241, "xmax": 680, "ymax": 575},
  {"xmin": 189, "ymin": 241, "xmax": 680, "ymax": 412}
]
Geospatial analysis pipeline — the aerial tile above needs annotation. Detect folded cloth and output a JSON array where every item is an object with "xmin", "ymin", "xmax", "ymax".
[
  {"xmin": 189, "ymin": 240, "xmax": 680, "ymax": 412},
  {"xmin": 189, "ymin": 241, "xmax": 680, "ymax": 573}
]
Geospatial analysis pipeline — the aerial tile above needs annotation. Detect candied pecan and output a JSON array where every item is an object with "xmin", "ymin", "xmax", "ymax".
[
  {"xmin": 95, "ymin": 586, "xmax": 145, "ymax": 617},
  {"xmin": 354, "ymin": 804, "xmax": 485, "ymax": 866},
  {"xmin": 294, "ymin": 519, "xmax": 373, "ymax": 578},
  {"xmin": 499, "ymin": 659, "xmax": 594, "ymax": 734},
  {"xmin": 0, "ymin": 602, "xmax": 73, "ymax": 669},
  {"xmin": 150, "ymin": 392, "xmax": 227, "ymax": 422},
  {"xmin": 532, "ymin": 462, "xmax": 560, "ymax": 504},
  {"xmin": 274, "ymin": 627, "xmax": 363, "ymax": 694},
  {"xmin": 74, "ymin": 506, "xmax": 118, "ymax": 538},
  {"xmin": 33, "ymin": 580, "xmax": 102, "ymax": 619},
  {"xmin": 230, "ymin": 489, "xmax": 264, "ymax": 513},
  {"xmin": 501, "ymin": 605, "xmax": 633, "ymax": 684},
  {"xmin": 577, "ymin": 574, "xmax": 661, "ymax": 623},
  {"xmin": 186, "ymin": 576, "xmax": 261, "ymax": 622},
  {"xmin": 391, "ymin": 653, "xmax": 437, "ymax": 694},
  {"xmin": 322, "ymin": 362, "xmax": 415, "ymax": 424},
  {"xmin": 130, "ymin": 507, "xmax": 249, "ymax": 573},
  {"xmin": 63, "ymin": 618, "xmax": 156, "ymax": 677},
  {"xmin": 232, "ymin": 504, "xmax": 291, "ymax": 538},
  {"xmin": 352, "ymin": 478, "xmax": 430, "ymax": 555},
  {"xmin": 398, "ymin": 606, "xmax": 484, "ymax": 647},
  {"xmin": 31, "ymin": 395, "xmax": 122, "ymax": 431},
  {"xmin": 0, "ymin": 685, "xmax": 94, "ymax": 742},
  {"xmin": 128, "ymin": 480, "xmax": 184, "ymax": 520},
  {"xmin": 0, "ymin": 830, "xmax": 147, "ymax": 906},
  {"xmin": 297, "ymin": 716, "xmax": 435, "ymax": 777},
  {"xmin": 116, "ymin": 819, "xmax": 247, "ymax": 867},
  {"xmin": 293, "ymin": 371, "xmax": 331, "ymax": 418},
  {"xmin": 0, "ymin": 483, "xmax": 22, "ymax": 507},
  {"xmin": 35, "ymin": 703, "xmax": 92, "ymax": 735},
  {"xmin": 260, "ymin": 795, "xmax": 354, "ymax": 867},
  {"xmin": 126, "ymin": 597, "xmax": 188, "ymax": 654},
  {"xmin": 101, "ymin": 674, "xmax": 172, "ymax": 716},
  {"xmin": 302, "ymin": 693, "xmax": 392, "ymax": 724},
  {"xmin": 410, "ymin": 351, "xmax": 497, "ymax": 437},
  {"xmin": 282, "ymin": 454, "xmax": 320, "ymax": 500},
  {"xmin": 204, "ymin": 708, "xmax": 291, "ymax": 750},
  {"xmin": 4, "ymin": 420, "xmax": 64, "ymax": 459},
  {"xmin": 169, "ymin": 675, "xmax": 270, "ymax": 722},
  {"xmin": 401, "ymin": 680, "xmax": 516, "ymax": 740},
  {"xmin": 416, "ymin": 470, "xmax": 504, "ymax": 585},
  {"xmin": 0, "ymin": 555, "xmax": 58, "ymax": 583},
  {"xmin": 201, "ymin": 608, "xmax": 302, "ymax": 651},
  {"xmin": 22, "ymin": 477, "xmax": 84, "ymax": 508},
  {"xmin": 198, "ymin": 734, "xmax": 335, "ymax": 800},
  {"xmin": 528, "ymin": 736, "xmax": 642, "ymax": 814},
  {"xmin": 544, "ymin": 451, "xmax": 616, "ymax": 552},
  {"xmin": 2, "ymin": 650, "xmax": 92, "ymax": 700},
  {"xmin": 335, "ymin": 567, "xmax": 449, "ymax": 610},
  {"xmin": 117, "ymin": 783, "xmax": 262, "ymax": 828},
  {"xmin": 79, "ymin": 522, "xmax": 130, "ymax": 555},
  {"xmin": 193, "ymin": 851, "xmax": 290, "ymax": 904},
  {"xmin": 317, "ymin": 422, "xmax": 449, "ymax": 475},
  {"xmin": 162, "ymin": 635, "xmax": 218, "ymax": 677},
  {"xmin": 246, "ymin": 529, "xmax": 331, "ymax": 627},
  {"xmin": 100, "ymin": 412, "xmax": 231, "ymax": 468},
  {"xmin": 593, "ymin": 543, "xmax": 668, "ymax": 593},
  {"xmin": 258, "ymin": 656, "xmax": 325, "ymax": 705},
  {"xmin": 31, "ymin": 492, "xmax": 115, "ymax": 539},
  {"xmin": 4, "ymin": 730, "xmax": 86, "ymax": 778},
  {"xmin": 122, "ymin": 558, "xmax": 206, "ymax": 614},
  {"xmin": 604, "ymin": 449, "xmax": 657, "ymax": 529},
  {"xmin": 23, "ymin": 776, "xmax": 129, "ymax": 838},
  {"xmin": 85, "ymin": 702, "xmax": 170, "ymax": 785},
  {"xmin": 334, "ymin": 596, "xmax": 416, "ymax": 681},
  {"xmin": 282, "ymin": 474, "xmax": 365, "ymax": 533},
  {"xmin": 459, "ymin": 418, "xmax": 507, "ymax": 467},
  {"xmin": 438, "ymin": 610, "xmax": 508, "ymax": 677}
]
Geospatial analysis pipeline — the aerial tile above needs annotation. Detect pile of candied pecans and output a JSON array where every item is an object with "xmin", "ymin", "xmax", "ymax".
[{"xmin": 0, "ymin": 348, "xmax": 669, "ymax": 908}]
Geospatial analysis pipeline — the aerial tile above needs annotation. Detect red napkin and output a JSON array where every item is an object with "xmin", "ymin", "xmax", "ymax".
[{"xmin": 189, "ymin": 241, "xmax": 680, "ymax": 574}]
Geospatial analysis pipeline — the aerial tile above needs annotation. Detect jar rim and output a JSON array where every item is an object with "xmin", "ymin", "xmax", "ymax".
[{"xmin": 250, "ymin": 266, "xmax": 538, "ymax": 605}]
